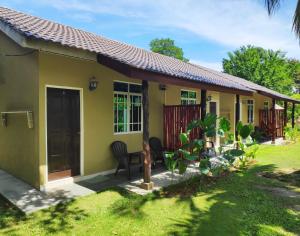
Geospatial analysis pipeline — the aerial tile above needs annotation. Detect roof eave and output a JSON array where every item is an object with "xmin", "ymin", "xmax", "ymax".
[{"xmin": 97, "ymin": 53, "xmax": 253, "ymax": 96}]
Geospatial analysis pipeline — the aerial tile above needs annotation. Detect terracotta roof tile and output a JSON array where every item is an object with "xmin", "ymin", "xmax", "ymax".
[{"xmin": 0, "ymin": 6, "xmax": 298, "ymax": 102}]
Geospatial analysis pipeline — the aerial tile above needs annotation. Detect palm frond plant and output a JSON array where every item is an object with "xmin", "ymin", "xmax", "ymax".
[{"xmin": 264, "ymin": 0, "xmax": 300, "ymax": 39}]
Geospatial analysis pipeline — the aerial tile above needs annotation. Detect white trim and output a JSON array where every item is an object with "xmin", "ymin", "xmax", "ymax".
[
  {"xmin": 246, "ymin": 99, "xmax": 254, "ymax": 124},
  {"xmin": 40, "ymin": 168, "xmax": 116, "ymax": 191},
  {"xmin": 44, "ymin": 85, "xmax": 84, "ymax": 186},
  {"xmin": 207, "ymin": 99, "xmax": 220, "ymax": 147},
  {"xmin": 180, "ymin": 89, "xmax": 197, "ymax": 105},
  {"xmin": 113, "ymin": 81, "xmax": 143, "ymax": 134}
]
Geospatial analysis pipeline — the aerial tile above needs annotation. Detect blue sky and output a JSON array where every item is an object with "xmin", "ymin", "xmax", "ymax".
[{"xmin": 1, "ymin": 0, "xmax": 299, "ymax": 71}]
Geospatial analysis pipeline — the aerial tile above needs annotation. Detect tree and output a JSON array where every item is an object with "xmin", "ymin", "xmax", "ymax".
[
  {"xmin": 265, "ymin": 0, "xmax": 300, "ymax": 39},
  {"xmin": 223, "ymin": 45, "xmax": 295, "ymax": 95},
  {"xmin": 150, "ymin": 38, "xmax": 189, "ymax": 62},
  {"xmin": 288, "ymin": 59, "xmax": 300, "ymax": 93}
]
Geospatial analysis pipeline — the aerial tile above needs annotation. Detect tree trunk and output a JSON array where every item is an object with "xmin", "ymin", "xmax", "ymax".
[{"xmin": 141, "ymin": 80, "xmax": 152, "ymax": 188}]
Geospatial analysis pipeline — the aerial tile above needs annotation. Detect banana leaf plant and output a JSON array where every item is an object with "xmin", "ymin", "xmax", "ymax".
[{"xmin": 164, "ymin": 114, "xmax": 231, "ymax": 176}]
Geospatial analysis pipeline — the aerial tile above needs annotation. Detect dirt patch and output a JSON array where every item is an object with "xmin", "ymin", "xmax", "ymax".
[
  {"xmin": 160, "ymin": 171, "xmax": 231, "ymax": 198},
  {"xmin": 258, "ymin": 169, "xmax": 300, "ymax": 187},
  {"xmin": 256, "ymin": 185, "xmax": 300, "ymax": 199}
]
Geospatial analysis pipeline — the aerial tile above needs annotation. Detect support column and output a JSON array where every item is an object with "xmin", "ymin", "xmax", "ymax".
[
  {"xmin": 235, "ymin": 94, "xmax": 240, "ymax": 142},
  {"xmin": 292, "ymin": 103, "xmax": 295, "ymax": 128},
  {"xmin": 200, "ymin": 90, "xmax": 207, "ymax": 139},
  {"xmin": 283, "ymin": 101, "xmax": 287, "ymax": 140},
  {"xmin": 140, "ymin": 80, "xmax": 153, "ymax": 190},
  {"xmin": 271, "ymin": 98, "xmax": 276, "ymax": 144},
  {"xmin": 200, "ymin": 90, "xmax": 207, "ymax": 121}
]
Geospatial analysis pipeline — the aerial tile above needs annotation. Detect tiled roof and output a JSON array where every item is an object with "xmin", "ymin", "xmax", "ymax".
[{"xmin": 0, "ymin": 6, "xmax": 298, "ymax": 103}]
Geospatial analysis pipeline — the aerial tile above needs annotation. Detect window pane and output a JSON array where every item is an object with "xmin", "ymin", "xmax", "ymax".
[
  {"xmin": 189, "ymin": 91, "xmax": 196, "ymax": 99},
  {"xmin": 190, "ymin": 100, "xmax": 196, "ymax": 105},
  {"xmin": 114, "ymin": 93, "xmax": 128, "ymax": 133},
  {"xmin": 181, "ymin": 99, "xmax": 188, "ymax": 105},
  {"xmin": 130, "ymin": 95, "xmax": 142, "ymax": 132},
  {"xmin": 181, "ymin": 90, "xmax": 188, "ymax": 98},
  {"xmin": 114, "ymin": 82, "xmax": 128, "ymax": 92},
  {"xmin": 129, "ymin": 84, "xmax": 142, "ymax": 93}
]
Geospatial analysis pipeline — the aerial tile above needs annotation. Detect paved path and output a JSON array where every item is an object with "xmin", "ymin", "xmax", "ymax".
[
  {"xmin": 119, "ymin": 164, "xmax": 200, "ymax": 195},
  {"xmin": 0, "ymin": 169, "xmax": 94, "ymax": 214},
  {"xmin": 0, "ymin": 164, "xmax": 199, "ymax": 213}
]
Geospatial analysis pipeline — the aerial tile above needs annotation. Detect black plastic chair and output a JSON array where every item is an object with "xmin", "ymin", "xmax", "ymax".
[
  {"xmin": 149, "ymin": 137, "xmax": 165, "ymax": 167},
  {"xmin": 111, "ymin": 141, "xmax": 143, "ymax": 180}
]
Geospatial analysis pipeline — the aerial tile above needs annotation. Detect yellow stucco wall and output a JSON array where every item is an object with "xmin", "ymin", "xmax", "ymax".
[
  {"xmin": 38, "ymin": 52, "xmax": 164, "ymax": 186},
  {"xmin": 219, "ymin": 93, "xmax": 235, "ymax": 132},
  {"xmin": 240, "ymin": 93, "xmax": 272, "ymax": 126},
  {"xmin": 0, "ymin": 33, "xmax": 278, "ymax": 188},
  {"xmin": 0, "ymin": 32, "xmax": 40, "ymax": 187}
]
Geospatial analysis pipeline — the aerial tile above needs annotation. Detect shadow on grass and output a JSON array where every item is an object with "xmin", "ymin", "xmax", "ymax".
[
  {"xmin": 110, "ymin": 164, "xmax": 300, "ymax": 235},
  {"xmin": 0, "ymin": 196, "xmax": 89, "ymax": 235},
  {"xmin": 260, "ymin": 169, "xmax": 300, "ymax": 187},
  {"xmin": 0, "ymin": 195, "xmax": 25, "ymax": 229}
]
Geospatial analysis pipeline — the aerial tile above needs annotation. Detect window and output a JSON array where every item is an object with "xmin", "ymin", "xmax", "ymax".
[
  {"xmin": 114, "ymin": 82, "xmax": 142, "ymax": 133},
  {"xmin": 181, "ymin": 90, "xmax": 197, "ymax": 105},
  {"xmin": 247, "ymin": 100, "xmax": 254, "ymax": 123},
  {"xmin": 264, "ymin": 101, "xmax": 269, "ymax": 110}
]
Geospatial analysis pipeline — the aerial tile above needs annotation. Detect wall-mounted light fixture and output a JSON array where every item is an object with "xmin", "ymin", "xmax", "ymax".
[
  {"xmin": 207, "ymin": 95, "xmax": 212, "ymax": 101},
  {"xmin": 89, "ymin": 76, "xmax": 98, "ymax": 91},
  {"xmin": 159, "ymin": 84, "xmax": 167, "ymax": 91}
]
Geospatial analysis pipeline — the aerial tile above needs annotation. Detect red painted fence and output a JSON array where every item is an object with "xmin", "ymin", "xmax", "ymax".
[
  {"xmin": 163, "ymin": 105, "xmax": 201, "ymax": 151},
  {"xmin": 259, "ymin": 109, "xmax": 284, "ymax": 138}
]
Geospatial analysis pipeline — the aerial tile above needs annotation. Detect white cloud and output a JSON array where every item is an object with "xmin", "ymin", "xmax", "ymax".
[
  {"xmin": 190, "ymin": 60, "xmax": 223, "ymax": 72},
  {"xmin": 7, "ymin": 0, "xmax": 300, "ymax": 58}
]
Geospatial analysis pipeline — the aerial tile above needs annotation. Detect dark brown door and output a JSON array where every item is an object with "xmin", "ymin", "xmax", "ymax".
[{"xmin": 47, "ymin": 88, "xmax": 80, "ymax": 181}]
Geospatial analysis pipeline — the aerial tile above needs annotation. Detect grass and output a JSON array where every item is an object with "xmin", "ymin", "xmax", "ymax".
[{"xmin": 1, "ymin": 143, "xmax": 300, "ymax": 235}]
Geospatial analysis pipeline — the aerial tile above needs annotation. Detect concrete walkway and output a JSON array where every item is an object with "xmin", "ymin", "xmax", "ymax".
[
  {"xmin": 119, "ymin": 164, "xmax": 199, "ymax": 195},
  {"xmin": 261, "ymin": 137, "xmax": 287, "ymax": 145},
  {"xmin": 0, "ymin": 164, "xmax": 199, "ymax": 213},
  {"xmin": 0, "ymin": 169, "xmax": 94, "ymax": 214}
]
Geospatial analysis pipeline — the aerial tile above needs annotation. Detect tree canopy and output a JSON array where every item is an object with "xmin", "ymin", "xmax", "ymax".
[
  {"xmin": 222, "ymin": 45, "xmax": 296, "ymax": 95},
  {"xmin": 150, "ymin": 38, "xmax": 189, "ymax": 62}
]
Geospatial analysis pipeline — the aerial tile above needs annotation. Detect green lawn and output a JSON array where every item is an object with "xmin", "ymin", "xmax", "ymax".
[{"xmin": 1, "ymin": 143, "xmax": 300, "ymax": 236}]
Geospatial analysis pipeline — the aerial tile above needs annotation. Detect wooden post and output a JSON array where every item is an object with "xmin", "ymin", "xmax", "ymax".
[
  {"xmin": 235, "ymin": 94, "xmax": 240, "ymax": 142},
  {"xmin": 200, "ymin": 90, "xmax": 207, "ymax": 121},
  {"xmin": 292, "ymin": 103, "xmax": 295, "ymax": 128},
  {"xmin": 200, "ymin": 90, "xmax": 207, "ymax": 139},
  {"xmin": 283, "ymin": 101, "xmax": 287, "ymax": 140},
  {"xmin": 140, "ymin": 80, "xmax": 153, "ymax": 190},
  {"xmin": 271, "ymin": 98, "xmax": 276, "ymax": 144}
]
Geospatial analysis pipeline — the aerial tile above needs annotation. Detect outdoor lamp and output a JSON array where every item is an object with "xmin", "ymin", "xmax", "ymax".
[
  {"xmin": 207, "ymin": 95, "xmax": 212, "ymax": 101},
  {"xmin": 89, "ymin": 76, "xmax": 98, "ymax": 91}
]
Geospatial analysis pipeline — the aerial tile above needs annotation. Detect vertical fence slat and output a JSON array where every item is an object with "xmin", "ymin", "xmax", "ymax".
[{"xmin": 163, "ymin": 105, "xmax": 201, "ymax": 151}]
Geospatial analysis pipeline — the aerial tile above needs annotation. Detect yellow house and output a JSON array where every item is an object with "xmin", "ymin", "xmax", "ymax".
[{"xmin": 0, "ymin": 7, "xmax": 299, "ymax": 189}]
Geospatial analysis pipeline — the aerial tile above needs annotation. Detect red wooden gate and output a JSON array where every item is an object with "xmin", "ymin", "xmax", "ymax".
[
  {"xmin": 259, "ymin": 109, "xmax": 284, "ymax": 138},
  {"xmin": 163, "ymin": 105, "xmax": 201, "ymax": 151}
]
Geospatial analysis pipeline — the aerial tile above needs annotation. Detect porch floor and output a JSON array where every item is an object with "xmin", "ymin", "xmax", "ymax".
[
  {"xmin": 0, "ymin": 164, "xmax": 199, "ymax": 214},
  {"xmin": 261, "ymin": 137, "xmax": 287, "ymax": 145}
]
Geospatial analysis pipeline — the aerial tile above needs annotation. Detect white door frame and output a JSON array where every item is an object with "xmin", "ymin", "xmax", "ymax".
[
  {"xmin": 44, "ymin": 85, "xmax": 84, "ymax": 185},
  {"xmin": 207, "ymin": 99, "xmax": 220, "ymax": 147}
]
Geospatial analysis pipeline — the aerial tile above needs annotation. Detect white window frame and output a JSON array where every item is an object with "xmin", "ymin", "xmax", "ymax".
[
  {"xmin": 181, "ymin": 89, "xmax": 197, "ymax": 105},
  {"xmin": 113, "ymin": 81, "xmax": 143, "ymax": 135},
  {"xmin": 247, "ymin": 99, "xmax": 254, "ymax": 124},
  {"xmin": 264, "ymin": 101, "xmax": 269, "ymax": 110}
]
